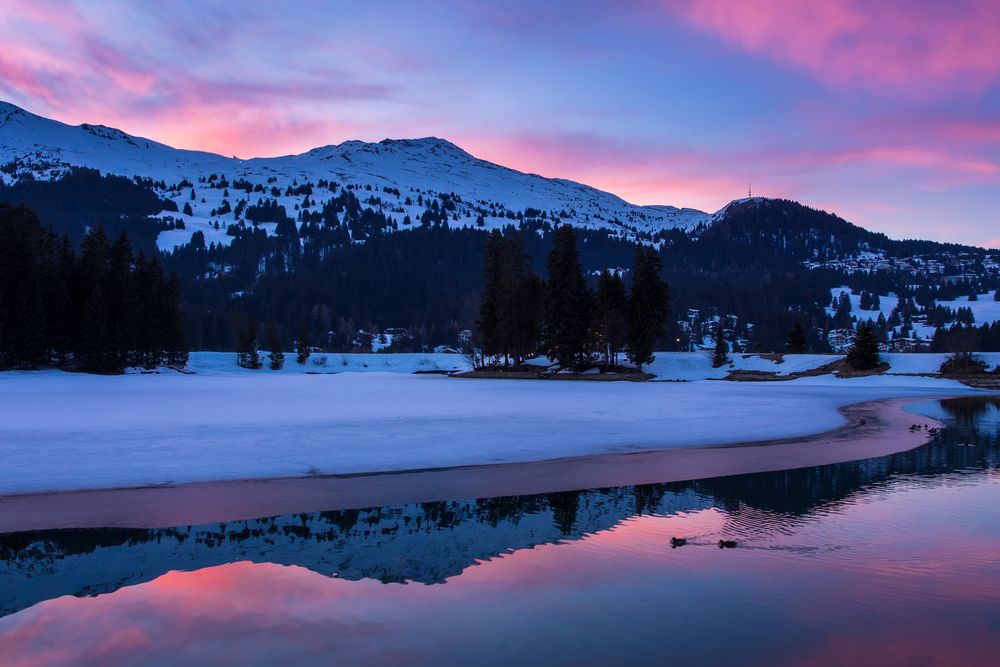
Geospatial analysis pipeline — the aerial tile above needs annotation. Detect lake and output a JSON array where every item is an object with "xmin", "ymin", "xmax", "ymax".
[{"xmin": 1, "ymin": 396, "xmax": 998, "ymax": 666}]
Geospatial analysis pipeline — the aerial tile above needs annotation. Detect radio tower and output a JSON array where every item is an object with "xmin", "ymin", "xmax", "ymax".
[{"xmin": 748, "ymin": 182, "xmax": 752, "ymax": 198}]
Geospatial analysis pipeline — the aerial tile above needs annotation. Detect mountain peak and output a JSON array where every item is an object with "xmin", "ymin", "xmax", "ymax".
[{"xmin": 0, "ymin": 101, "xmax": 714, "ymax": 236}]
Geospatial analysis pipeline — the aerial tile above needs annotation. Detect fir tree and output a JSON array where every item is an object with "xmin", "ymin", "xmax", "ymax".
[
  {"xmin": 106, "ymin": 232, "xmax": 134, "ymax": 370},
  {"xmin": 78, "ymin": 285, "xmax": 108, "ymax": 372},
  {"xmin": 847, "ymin": 322, "xmax": 881, "ymax": 370},
  {"xmin": 626, "ymin": 246, "xmax": 670, "ymax": 370},
  {"xmin": 511, "ymin": 271, "xmax": 544, "ymax": 364},
  {"xmin": 476, "ymin": 231, "xmax": 503, "ymax": 364},
  {"xmin": 542, "ymin": 225, "xmax": 592, "ymax": 370},
  {"xmin": 712, "ymin": 322, "xmax": 729, "ymax": 368},
  {"xmin": 296, "ymin": 324, "xmax": 311, "ymax": 365},
  {"xmin": 162, "ymin": 273, "xmax": 189, "ymax": 368},
  {"xmin": 786, "ymin": 323, "xmax": 807, "ymax": 354},
  {"xmin": 266, "ymin": 322, "xmax": 284, "ymax": 370},
  {"xmin": 237, "ymin": 317, "xmax": 261, "ymax": 369},
  {"xmin": 596, "ymin": 268, "xmax": 628, "ymax": 367}
]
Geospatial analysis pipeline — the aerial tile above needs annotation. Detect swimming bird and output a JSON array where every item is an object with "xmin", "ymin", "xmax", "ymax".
[
  {"xmin": 670, "ymin": 537, "xmax": 687, "ymax": 548},
  {"xmin": 718, "ymin": 540, "xmax": 738, "ymax": 549}
]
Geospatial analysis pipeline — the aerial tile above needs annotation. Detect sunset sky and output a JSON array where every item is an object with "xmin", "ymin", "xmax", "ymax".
[{"xmin": 0, "ymin": 0, "xmax": 997, "ymax": 245}]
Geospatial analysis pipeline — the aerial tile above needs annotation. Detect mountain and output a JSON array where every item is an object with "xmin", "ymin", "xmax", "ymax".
[
  {"xmin": 1, "ymin": 100, "xmax": 998, "ymax": 355},
  {"xmin": 0, "ymin": 100, "xmax": 710, "ymax": 251}
]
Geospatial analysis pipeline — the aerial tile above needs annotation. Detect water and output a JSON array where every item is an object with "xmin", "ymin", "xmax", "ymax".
[{"xmin": 1, "ymin": 397, "xmax": 999, "ymax": 666}]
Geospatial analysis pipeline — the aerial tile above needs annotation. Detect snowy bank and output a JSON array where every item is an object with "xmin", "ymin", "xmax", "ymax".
[
  {"xmin": 184, "ymin": 351, "xmax": 474, "ymax": 375},
  {"xmin": 0, "ymin": 371, "xmax": 981, "ymax": 495},
  {"xmin": 180, "ymin": 351, "xmax": 1000, "ymax": 380}
]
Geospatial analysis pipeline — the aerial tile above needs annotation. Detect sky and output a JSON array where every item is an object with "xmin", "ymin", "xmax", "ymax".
[{"xmin": 0, "ymin": 0, "xmax": 998, "ymax": 246}]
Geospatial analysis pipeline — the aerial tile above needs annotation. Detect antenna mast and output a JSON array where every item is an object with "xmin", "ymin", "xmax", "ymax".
[{"xmin": 748, "ymin": 182, "xmax": 752, "ymax": 198}]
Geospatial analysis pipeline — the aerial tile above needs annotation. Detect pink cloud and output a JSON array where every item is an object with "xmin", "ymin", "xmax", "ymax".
[{"xmin": 664, "ymin": 0, "xmax": 1000, "ymax": 90}]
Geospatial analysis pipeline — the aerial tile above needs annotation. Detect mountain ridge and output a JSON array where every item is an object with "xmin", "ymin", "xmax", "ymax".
[{"xmin": 0, "ymin": 100, "xmax": 713, "ymax": 241}]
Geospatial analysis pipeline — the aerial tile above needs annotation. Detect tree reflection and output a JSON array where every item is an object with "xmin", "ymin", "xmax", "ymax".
[{"xmin": 2, "ymin": 397, "xmax": 998, "ymax": 618}]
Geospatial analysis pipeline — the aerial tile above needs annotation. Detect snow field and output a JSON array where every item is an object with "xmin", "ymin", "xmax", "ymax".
[{"xmin": 0, "ymin": 369, "xmax": 980, "ymax": 494}]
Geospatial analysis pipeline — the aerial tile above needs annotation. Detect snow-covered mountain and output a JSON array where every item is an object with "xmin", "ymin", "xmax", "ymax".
[{"xmin": 0, "ymin": 101, "xmax": 710, "ymax": 250}]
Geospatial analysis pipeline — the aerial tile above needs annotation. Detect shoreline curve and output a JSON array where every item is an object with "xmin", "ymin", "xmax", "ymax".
[{"xmin": 0, "ymin": 396, "xmax": 952, "ymax": 533}]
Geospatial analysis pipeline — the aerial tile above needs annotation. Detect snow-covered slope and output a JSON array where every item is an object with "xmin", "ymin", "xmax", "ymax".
[{"xmin": 0, "ymin": 101, "xmax": 711, "ymax": 247}]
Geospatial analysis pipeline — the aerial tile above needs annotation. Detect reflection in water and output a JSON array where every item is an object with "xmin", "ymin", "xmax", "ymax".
[{"xmin": 1, "ymin": 397, "xmax": 1000, "ymax": 665}]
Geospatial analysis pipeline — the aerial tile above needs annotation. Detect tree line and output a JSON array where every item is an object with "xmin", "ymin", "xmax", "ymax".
[
  {"xmin": 0, "ymin": 204, "xmax": 188, "ymax": 373},
  {"xmin": 476, "ymin": 225, "xmax": 670, "ymax": 371}
]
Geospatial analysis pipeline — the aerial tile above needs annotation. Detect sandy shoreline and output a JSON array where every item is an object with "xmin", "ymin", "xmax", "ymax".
[{"xmin": 0, "ymin": 397, "xmax": 947, "ymax": 533}]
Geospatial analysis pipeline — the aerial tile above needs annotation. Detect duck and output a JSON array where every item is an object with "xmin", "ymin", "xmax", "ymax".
[
  {"xmin": 670, "ymin": 537, "xmax": 687, "ymax": 548},
  {"xmin": 718, "ymin": 540, "xmax": 738, "ymax": 549}
]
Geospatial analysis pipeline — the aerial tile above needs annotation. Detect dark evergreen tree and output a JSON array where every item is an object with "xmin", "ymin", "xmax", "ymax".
[
  {"xmin": 76, "ymin": 226, "xmax": 111, "ymax": 372},
  {"xmin": 476, "ymin": 231, "xmax": 503, "ymax": 364},
  {"xmin": 106, "ymin": 232, "xmax": 134, "ymax": 370},
  {"xmin": 847, "ymin": 322, "xmax": 881, "ymax": 370},
  {"xmin": 786, "ymin": 323, "xmax": 807, "ymax": 354},
  {"xmin": 296, "ymin": 324, "xmax": 311, "ymax": 365},
  {"xmin": 266, "ymin": 321, "xmax": 284, "ymax": 370},
  {"xmin": 0, "ymin": 205, "xmax": 54, "ymax": 369},
  {"xmin": 542, "ymin": 225, "xmax": 592, "ymax": 370},
  {"xmin": 162, "ymin": 273, "xmax": 189, "ymax": 368},
  {"xmin": 236, "ymin": 317, "xmax": 261, "ymax": 369},
  {"xmin": 51, "ymin": 235, "xmax": 76, "ymax": 365},
  {"xmin": 511, "ymin": 271, "xmax": 544, "ymax": 364},
  {"xmin": 712, "ymin": 323, "xmax": 729, "ymax": 368},
  {"xmin": 595, "ymin": 268, "xmax": 628, "ymax": 367},
  {"xmin": 626, "ymin": 246, "xmax": 670, "ymax": 370},
  {"xmin": 477, "ymin": 231, "xmax": 543, "ymax": 366}
]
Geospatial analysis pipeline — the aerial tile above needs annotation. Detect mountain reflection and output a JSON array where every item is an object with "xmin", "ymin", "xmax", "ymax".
[{"xmin": 1, "ymin": 397, "xmax": 997, "ymax": 618}]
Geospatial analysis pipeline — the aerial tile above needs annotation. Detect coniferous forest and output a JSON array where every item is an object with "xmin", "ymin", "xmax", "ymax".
[
  {"xmin": 3, "ymin": 172, "xmax": 1000, "ymax": 365},
  {"xmin": 0, "ymin": 203, "xmax": 187, "ymax": 372},
  {"xmin": 476, "ymin": 226, "xmax": 671, "ymax": 371}
]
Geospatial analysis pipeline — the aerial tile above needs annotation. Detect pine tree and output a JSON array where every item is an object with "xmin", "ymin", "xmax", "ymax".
[
  {"xmin": 511, "ymin": 271, "xmax": 544, "ymax": 364},
  {"xmin": 0, "ymin": 205, "xmax": 52, "ymax": 369},
  {"xmin": 596, "ymin": 268, "xmax": 628, "ymax": 367},
  {"xmin": 106, "ymin": 232, "xmax": 134, "ymax": 370},
  {"xmin": 237, "ymin": 317, "xmax": 261, "ymax": 369},
  {"xmin": 51, "ymin": 235, "xmax": 76, "ymax": 366},
  {"xmin": 860, "ymin": 290, "xmax": 871, "ymax": 310},
  {"xmin": 78, "ymin": 284, "xmax": 108, "ymax": 372},
  {"xmin": 712, "ymin": 322, "xmax": 729, "ymax": 368},
  {"xmin": 76, "ymin": 226, "xmax": 111, "ymax": 372},
  {"xmin": 141, "ymin": 255, "xmax": 167, "ymax": 369},
  {"xmin": 847, "ymin": 322, "xmax": 881, "ymax": 370},
  {"xmin": 542, "ymin": 225, "xmax": 592, "ymax": 370},
  {"xmin": 477, "ymin": 231, "xmax": 542, "ymax": 366},
  {"xmin": 626, "ymin": 246, "xmax": 670, "ymax": 370},
  {"xmin": 162, "ymin": 273, "xmax": 189, "ymax": 368},
  {"xmin": 786, "ymin": 323, "xmax": 807, "ymax": 354},
  {"xmin": 476, "ymin": 231, "xmax": 503, "ymax": 365},
  {"xmin": 266, "ymin": 321, "xmax": 284, "ymax": 370},
  {"xmin": 296, "ymin": 324, "xmax": 311, "ymax": 365}
]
